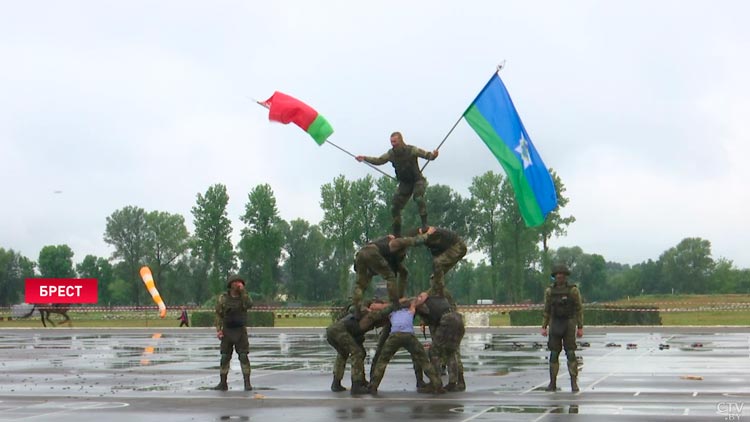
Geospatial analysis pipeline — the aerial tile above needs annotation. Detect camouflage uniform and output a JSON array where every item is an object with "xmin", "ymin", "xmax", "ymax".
[
  {"xmin": 415, "ymin": 295, "xmax": 466, "ymax": 391},
  {"xmin": 398, "ymin": 227, "xmax": 467, "ymax": 297},
  {"xmin": 213, "ymin": 275, "xmax": 253, "ymax": 391},
  {"xmin": 542, "ymin": 265, "xmax": 583, "ymax": 392},
  {"xmin": 353, "ymin": 236, "xmax": 408, "ymax": 308},
  {"xmin": 326, "ymin": 304, "xmax": 393, "ymax": 395},
  {"xmin": 369, "ymin": 307, "xmax": 444, "ymax": 394},
  {"xmin": 361, "ymin": 144, "xmax": 437, "ymax": 235}
]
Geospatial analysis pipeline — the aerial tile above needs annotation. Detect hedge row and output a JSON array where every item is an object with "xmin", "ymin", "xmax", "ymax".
[
  {"xmin": 509, "ymin": 306, "xmax": 662, "ymax": 326},
  {"xmin": 191, "ymin": 311, "xmax": 275, "ymax": 327}
]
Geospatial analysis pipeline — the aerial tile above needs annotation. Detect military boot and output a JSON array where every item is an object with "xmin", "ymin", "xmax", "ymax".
[
  {"xmin": 213, "ymin": 373, "xmax": 228, "ymax": 391},
  {"xmin": 456, "ymin": 371, "xmax": 466, "ymax": 392},
  {"xmin": 568, "ymin": 360, "xmax": 579, "ymax": 392},
  {"xmin": 350, "ymin": 381, "xmax": 369, "ymax": 395},
  {"xmin": 243, "ymin": 374, "xmax": 253, "ymax": 391},
  {"xmin": 330, "ymin": 378, "xmax": 346, "ymax": 392},
  {"xmin": 545, "ymin": 362, "xmax": 559, "ymax": 391}
]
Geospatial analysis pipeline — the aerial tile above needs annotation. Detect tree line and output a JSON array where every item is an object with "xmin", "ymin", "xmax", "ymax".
[{"xmin": 2, "ymin": 170, "xmax": 748, "ymax": 307}]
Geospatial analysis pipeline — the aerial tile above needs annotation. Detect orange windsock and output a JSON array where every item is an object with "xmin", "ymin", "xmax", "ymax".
[{"xmin": 139, "ymin": 266, "xmax": 167, "ymax": 318}]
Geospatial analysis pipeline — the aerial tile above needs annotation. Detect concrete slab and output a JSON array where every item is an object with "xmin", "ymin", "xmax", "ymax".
[{"xmin": 0, "ymin": 327, "xmax": 748, "ymax": 421}]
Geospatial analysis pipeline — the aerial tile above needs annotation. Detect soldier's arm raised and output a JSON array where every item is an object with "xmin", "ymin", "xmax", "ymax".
[
  {"xmin": 412, "ymin": 145, "xmax": 438, "ymax": 161},
  {"xmin": 360, "ymin": 151, "xmax": 391, "ymax": 165}
]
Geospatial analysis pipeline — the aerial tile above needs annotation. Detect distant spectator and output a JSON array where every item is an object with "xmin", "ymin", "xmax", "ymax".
[{"xmin": 178, "ymin": 306, "xmax": 189, "ymax": 327}]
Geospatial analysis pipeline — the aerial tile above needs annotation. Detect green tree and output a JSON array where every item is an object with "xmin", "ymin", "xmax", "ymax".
[
  {"xmin": 238, "ymin": 184, "xmax": 285, "ymax": 301},
  {"xmin": 537, "ymin": 170, "xmax": 575, "ymax": 277},
  {"xmin": 467, "ymin": 171, "xmax": 504, "ymax": 301},
  {"xmin": 76, "ymin": 255, "xmax": 114, "ymax": 305},
  {"xmin": 320, "ymin": 175, "xmax": 358, "ymax": 298},
  {"xmin": 658, "ymin": 237, "xmax": 715, "ymax": 294},
  {"xmin": 350, "ymin": 175, "xmax": 380, "ymax": 244},
  {"xmin": 282, "ymin": 219, "xmax": 334, "ymax": 302},
  {"xmin": 191, "ymin": 184, "xmax": 236, "ymax": 300},
  {"xmin": 38, "ymin": 244, "xmax": 76, "ymax": 278},
  {"xmin": 497, "ymin": 177, "xmax": 539, "ymax": 302},
  {"xmin": 103, "ymin": 206, "xmax": 147, "ymax": 304},
  {"xmin": 0, "ymin": 248, "xmax": 35, "ymax": 306},
  {"xmin": 143, "ymin": 210, "xmax": 190, "ymax": 301}
]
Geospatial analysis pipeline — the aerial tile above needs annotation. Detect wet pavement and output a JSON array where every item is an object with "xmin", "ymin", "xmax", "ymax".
[{"xmin": 0, "ymin": 327, "xmax": 748, "ymax": 421}]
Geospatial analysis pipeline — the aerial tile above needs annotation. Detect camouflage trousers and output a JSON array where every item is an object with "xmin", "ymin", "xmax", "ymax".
[
  {"xmin": 417, "ymin": 313, "xmax": 465, "ymax": 384},
  {"xmin": 429, "ymin": 241, "xmax": 467, "ymax": 296},
  {"xmin": 326, "ymin": 324, "xmax": 366, "ymax": 385},
  {"xmin": 219, "ymin": 327, "xmax": 251, "ymax": 375},
  {"xmin": 353, "ymin": 245, "xmax": 400, "ymax": 307},
  {"xmin": 547, "ymin": 317, "xmax": 578, "ymax": 361},
  {"xmin": 392, "ymin": 179, "xmax": 427, "ymax": 234},
  {"xmin": 370, "ymin": 332, "xmax": 442, "ymax": 390}
]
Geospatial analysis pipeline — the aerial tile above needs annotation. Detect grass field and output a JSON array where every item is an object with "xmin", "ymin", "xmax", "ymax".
[{"xmin": 2, "ymin": 294, "xmax": 747, "ymax": 328}]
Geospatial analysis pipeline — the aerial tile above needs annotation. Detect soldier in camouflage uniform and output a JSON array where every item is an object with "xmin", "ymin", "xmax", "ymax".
[
  {"xmin": 368, "ymin": 296, "xmax": 444, "ymax": 395},
  {"xmin": 326, "ymin": 300, "xmax": 393, "ymax": 395},
  {"xmin": 414, "ymin": 291, "xmax": 466, "ymax": 392},
  {"xmin": 395, "ymin": 226, "xmax": 467, "ymax": 297},
  {"xmin": 542, "ymin": 264, "xmax": 584, "ymax": 392},
  {"xmin": 213, "ymin": 274, "xmax": 253, "ymax": 391},
  {"xmin": 356, "ymin": 132, "xmax": 438, "ymax": 236},
  {"xmin": 352, "ymin": 234, "xmax": 410, "ymax": 310}
]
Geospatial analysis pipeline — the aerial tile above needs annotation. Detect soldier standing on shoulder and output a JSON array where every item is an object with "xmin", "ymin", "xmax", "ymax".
[
  {"xmin": 352, "ymin": 234, "xmax": 412, "ymax": 310},
  {"xmin": 213, "ymin": 274, "xmax": 253, "ymax": 391},
  {"xmin": 541, "ymin": 264, "xmax": 583, "ymax": 392},
  {"xmin": 355, "ymin": 131, "xmax": 438, "ymax": 236}
]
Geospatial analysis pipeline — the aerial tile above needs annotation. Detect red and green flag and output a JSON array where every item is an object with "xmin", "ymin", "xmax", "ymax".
[{"xmin": 260, "ymin": 92, "xmax": 334, "ymax": 145}]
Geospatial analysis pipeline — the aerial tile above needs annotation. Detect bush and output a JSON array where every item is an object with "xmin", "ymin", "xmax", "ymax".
[
  {"xmin": 509, "ymin": 306, "xmax": 661, "ymax": 326},
  {"xmin": 190, "ymin": 311, "xmax": 275, "ymax": 327}
]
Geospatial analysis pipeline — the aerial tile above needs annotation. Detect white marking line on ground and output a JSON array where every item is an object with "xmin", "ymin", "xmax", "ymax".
[
  {"xmin": 156, "ymin": 362, "xmax": 317, "ymax": 388},
  {"xmin": 531, "ymin": 408, "xmax": 556, "ymax": 422},
  {"xmin": 634, "ymin": 391, "xmax": 640, "ymax": 396},
  {"xmin": 458, "ymin": 405, "xmax": 495, "ymax": 422},
  {"xmin": 683, "ymin": 408, "xmax": 690, "ymax": 415},
  {"xmin": 693, "ymin": 392, "xmax": 698, "ymax": 397},
  {"xmin": 586, "ymin": 334, "xmax": 653, "ymax": 391},
  {"xmin": 1, "ymin": 401, "xmax": 128, "ymax": 421}
]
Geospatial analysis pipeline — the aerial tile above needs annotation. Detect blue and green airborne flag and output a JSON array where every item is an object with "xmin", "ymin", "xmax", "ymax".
[{"xmin": 463, "ymin": 73, "xmax": 557, "ymax": 227}]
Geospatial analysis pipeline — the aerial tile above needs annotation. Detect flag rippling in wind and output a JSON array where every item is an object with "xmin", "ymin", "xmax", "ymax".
[
  {"xmin": 260, "ymin": 91, "xmax": 334, "ymax": 145},
  {"xmin": 463, "ymin": 73, "xmax": 557, "ymax": 227}
]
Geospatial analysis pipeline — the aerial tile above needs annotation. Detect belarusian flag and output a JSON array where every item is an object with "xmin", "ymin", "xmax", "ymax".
[{"xmin": 260, "ymin": 92, "xmax": 334, "ymax": 145}]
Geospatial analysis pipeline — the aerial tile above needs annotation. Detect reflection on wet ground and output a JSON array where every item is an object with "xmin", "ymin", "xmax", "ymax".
[{"xmin": 0, "ymin": 327, "xmax": 749, "ymax": 421}]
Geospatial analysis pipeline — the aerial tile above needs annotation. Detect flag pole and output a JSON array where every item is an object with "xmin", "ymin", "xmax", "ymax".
[
  {"xmin": 250, "ymin": 97, "xmax": 395, "ymax": 180},
  {"xmin": 324, "ymin": 140, "xmax": 395, "ymax": 180},
  {"xmin": 420, "ymin": 62, "xmax": 506, "ymax": 173}
]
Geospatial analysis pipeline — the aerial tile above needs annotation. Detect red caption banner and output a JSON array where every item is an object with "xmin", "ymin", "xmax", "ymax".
[{"xmin": 25, "ymin": 278, "xmax": 98, "ymax": 303}]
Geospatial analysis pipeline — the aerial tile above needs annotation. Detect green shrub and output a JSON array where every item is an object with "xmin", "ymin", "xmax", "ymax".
[
  {"xmin": 190, "ymin": 311, "xmax": 275, "ymax": 327},
  {"xmin": 509, "ymin": 306, "xmax": 661, "ymax": 326}
]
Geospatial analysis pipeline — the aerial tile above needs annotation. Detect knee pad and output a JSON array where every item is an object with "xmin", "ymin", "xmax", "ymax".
[{"xmin": 549, "ymin": 351, "xmax": 560, "ymax": 363}]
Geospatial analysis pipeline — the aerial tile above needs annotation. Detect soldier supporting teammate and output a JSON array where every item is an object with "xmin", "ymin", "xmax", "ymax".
[
  {"xmin": 326, "ymin": 300, "xmax": 393, "ymax": 395},
  {"xmin": 414, "ymin": 291, "xmax": 466, "ymax": 392},
  {"xmin": 352, "ymin": 234, "xmax": 410, "ymax": 310},
  {"xmin": 541, "ymin": 264, "xmax": 584, "ymax": 392},
  {"xmin": 368, "ymin": 296, "xmax": 444, "ymax": 395},
  {"xmin": 356, "ymin": 131, "xmax": 438, "ymax": 236},
  {"xmin": 396, "ymin": 226, "xmax": 467, "ymax": 297},
  {"xmin": 213, "ymin": 274, "xmax": 253, "ymax": 391}
]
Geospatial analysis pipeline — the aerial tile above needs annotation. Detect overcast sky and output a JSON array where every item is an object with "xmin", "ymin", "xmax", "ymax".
[{"xmin": 2, "ymin": 1, "xmax": 749, "ymax": 269}]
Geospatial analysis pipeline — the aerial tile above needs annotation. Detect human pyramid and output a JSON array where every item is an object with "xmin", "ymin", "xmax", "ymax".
[{"xmin": 326, "ymin": 131, "xmax": 469, "ymax": 395}]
